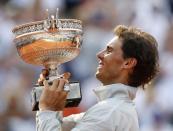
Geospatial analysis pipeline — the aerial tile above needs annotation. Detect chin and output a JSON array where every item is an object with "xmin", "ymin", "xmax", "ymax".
[
  {"xmin": 96, "ymin": 71, "xmax": 103, "ymax": 81},
  {"xmin": 96, "ymin": 73, "xmax": 107, "ymax": 85},
  {"xmin": 95, "ymin": 72, "xmax": 99, "ymax": 79}
]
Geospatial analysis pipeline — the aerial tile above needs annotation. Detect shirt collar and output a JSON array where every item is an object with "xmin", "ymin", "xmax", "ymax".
[{"xmin": 93, "ymin": 83, "xmax": 137, "ymax": 101}]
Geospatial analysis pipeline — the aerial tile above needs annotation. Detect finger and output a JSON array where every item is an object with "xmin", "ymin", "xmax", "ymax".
[
  {"xmin": 38, "ymin": 78, "xmax": 43, "ymax": 86},
  {"xmin": 38, "ymin": 75, "xmax": 46, "ymax": 85},
  {"xmin": 61, "ymin": 91, "xmax": 68, "ymax": 99},
  {"xmin": 60, "ymin": 72, "xmax": 71, "ymax": 80},
  {"xmin": 59, "ymin": 72, "xmax": 70, "ymax": 84},
  {"xmin": 43, "ymin": 80, "xmax": 49, "ymax": 88},
  {"xmin": 63, "ymin": 79, "xmax": 69, "ymax": 84},
  {"xmin": 51, "ymin": 79, "xmax": 60, "ymax": 90},
  {"xmin": 42, "ymin": 69, "xmax": 49, "ymax": 78},
  {"xmin": 57, "ymin": 79, "xmax": 67, "ymax": 91}
]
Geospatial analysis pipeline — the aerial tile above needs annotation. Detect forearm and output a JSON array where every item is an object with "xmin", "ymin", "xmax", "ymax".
[
  {"xmin": 36, "ymin": 111, "xmax": 63, "ymax": 131},
  {"xmin": 36, "ymin": 111, "xmax": 84, "ymax": 131}
]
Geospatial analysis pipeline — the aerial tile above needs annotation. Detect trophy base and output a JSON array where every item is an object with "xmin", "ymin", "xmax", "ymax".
[{"xmin": 31, "ymin": 81, "xmax": 82, "ymax": 111}]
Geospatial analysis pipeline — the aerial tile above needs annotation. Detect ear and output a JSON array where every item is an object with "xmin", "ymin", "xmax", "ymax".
[{"xmin": 122, "ymin": 58, "xmax": 137, "ymax": 69}]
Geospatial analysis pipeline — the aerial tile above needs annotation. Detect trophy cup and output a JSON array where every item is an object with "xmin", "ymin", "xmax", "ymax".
[{"xmin": 12, "ymin": 9, "xmax": 83, "ymax": 111}]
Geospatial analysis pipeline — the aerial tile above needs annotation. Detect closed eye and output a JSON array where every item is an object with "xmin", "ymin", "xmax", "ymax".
[{"xmin": 106, "ymin": 46, "xmax": 113, "ymax": 53}]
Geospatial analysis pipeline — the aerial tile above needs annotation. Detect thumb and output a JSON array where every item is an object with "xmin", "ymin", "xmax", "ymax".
[{"xmin": 62, "ymin": 72, "xmax": 71, "ymax": 80}]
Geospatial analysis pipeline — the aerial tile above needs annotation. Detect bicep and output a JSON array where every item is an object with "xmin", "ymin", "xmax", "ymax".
[
  {"xmin": 36, "ymin": 111, "xmax": 84, "ymax": 131},
  {"xmin": 70, "ymin": 109, "xmax": 129, "ymax": 131},
  {"xmin": 70, "ymin": 113, "xmax": 117, "ymax": 131}
]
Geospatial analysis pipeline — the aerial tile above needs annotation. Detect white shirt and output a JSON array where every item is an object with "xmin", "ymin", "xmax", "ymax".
[{"xmin": 36, "ymin": 83, "xmax": 139, "ymax": 131}]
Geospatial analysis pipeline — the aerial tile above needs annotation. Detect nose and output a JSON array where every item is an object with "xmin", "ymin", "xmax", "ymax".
[{"xmin": 97, "ymin": 50, "xmax": 104, "ymax": 60}]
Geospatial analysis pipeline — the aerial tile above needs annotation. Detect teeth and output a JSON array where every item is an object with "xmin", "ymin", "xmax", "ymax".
[{"xmin": 98, "ymin": 63, "xmax": 103, "ymax": 66}]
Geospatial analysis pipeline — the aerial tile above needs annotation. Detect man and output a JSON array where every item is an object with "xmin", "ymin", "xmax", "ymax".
[{"xmin": 36, "ymin": 25, "xmax": 159, "ymax": 131}]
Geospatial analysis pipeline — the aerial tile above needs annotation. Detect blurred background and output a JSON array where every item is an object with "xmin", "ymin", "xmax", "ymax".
[{"xmin": 0, "ymin": 0, "xmax": 173, "ymax": 130}]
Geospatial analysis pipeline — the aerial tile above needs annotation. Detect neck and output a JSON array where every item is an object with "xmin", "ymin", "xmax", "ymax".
[{"xmin": 102, "ymin": 74, "xmax": 129, "ymax": 86}]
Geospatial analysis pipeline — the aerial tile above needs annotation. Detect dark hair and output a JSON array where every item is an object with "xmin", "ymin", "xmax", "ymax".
[{"xmin": 114, "ymin": 25, "xmax": 159, "ymax": 87}]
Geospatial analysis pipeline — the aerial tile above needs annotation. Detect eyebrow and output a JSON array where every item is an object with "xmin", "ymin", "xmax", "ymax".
[{"xmin": 109, "ymin": 37, "xmax": 117, "ymax": 44}]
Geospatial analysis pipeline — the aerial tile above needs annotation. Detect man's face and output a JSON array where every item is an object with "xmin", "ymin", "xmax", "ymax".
[{"xmin": 96, "ymin": 36, "xmax": 126, "ymax": 85}]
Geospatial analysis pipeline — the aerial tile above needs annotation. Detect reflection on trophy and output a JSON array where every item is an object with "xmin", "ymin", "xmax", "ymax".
[{"xmin": 12, "ymin": 9, "xmax": 83, "ymax": 111}]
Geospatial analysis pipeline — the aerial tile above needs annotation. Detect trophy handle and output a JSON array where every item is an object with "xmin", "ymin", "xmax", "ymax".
[
  {"xmin": 31, "ymin": 81, "xmax": 82, "ymax": 111},
  {"xmin": 32, "ymin": 67, "xmax": 82, "ymax": 111}
]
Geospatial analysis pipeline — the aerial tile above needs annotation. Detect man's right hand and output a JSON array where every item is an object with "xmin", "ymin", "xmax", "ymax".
[{"xmin": 38, "ymin": 72, "xmax": 71, "ymax": 111}]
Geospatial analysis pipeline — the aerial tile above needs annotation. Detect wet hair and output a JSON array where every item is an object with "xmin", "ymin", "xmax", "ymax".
[{"xmin": 114, "ymin": 25, "xmax": 159, "ymax": 87}]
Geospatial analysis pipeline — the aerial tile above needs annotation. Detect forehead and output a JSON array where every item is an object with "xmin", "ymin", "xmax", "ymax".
[{"xmin": 107, "ymin": 36, "xmax": 122, "ymax": 48}]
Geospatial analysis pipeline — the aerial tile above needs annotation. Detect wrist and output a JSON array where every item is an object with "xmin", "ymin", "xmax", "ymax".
[
  {"xmin": 39, "ymin": 105, "xmax": 55, "ymax": 111},
  {"xmin": 39, "ymin": 104, "xmax": 64, "ymax": 111}
]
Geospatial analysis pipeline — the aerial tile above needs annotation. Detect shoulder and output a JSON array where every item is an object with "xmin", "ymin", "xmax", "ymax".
[
  {"xmin": 80, "ymin": 98, "xmax": 139, "ymax": 130},
  {"xmin": 79, "ymin": 99, "xmax": 123, "ymax": 125},
  {"xmin": 75, "ymin": 100, "xmax": 121, "ymax": 131},
  {"xmin": 115, "ymin": 100, "xmax": 139, "ymax": 130},
  {"xmin": 84, "ymin": 98, "xmax": 121, "ymax": 115}
]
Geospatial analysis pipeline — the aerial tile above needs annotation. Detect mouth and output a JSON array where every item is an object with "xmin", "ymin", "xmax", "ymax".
[{"xmin": 97, "ymin": 61, "xmax": 104, "ymax": 69}]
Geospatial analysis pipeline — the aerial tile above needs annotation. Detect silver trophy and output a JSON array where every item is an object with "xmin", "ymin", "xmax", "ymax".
[{"xmin": 12, "ymin": 9, "xmax": 83, "ymax": 111}]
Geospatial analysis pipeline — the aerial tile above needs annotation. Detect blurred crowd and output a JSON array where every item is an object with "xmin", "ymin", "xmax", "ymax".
[{"xmin": 0, "ymin": 0, "xmax": 173, "ymax": 131}]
